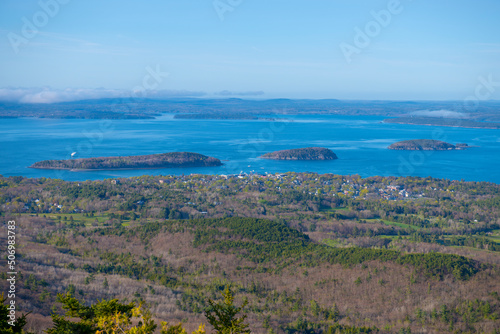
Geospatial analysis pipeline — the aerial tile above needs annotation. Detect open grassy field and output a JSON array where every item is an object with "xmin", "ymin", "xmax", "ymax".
[{"xmin": 365, "ymin": 218, "xmax": 421, "ymax": 230}]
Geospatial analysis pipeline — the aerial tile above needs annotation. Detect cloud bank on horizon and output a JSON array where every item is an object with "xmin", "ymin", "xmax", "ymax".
[
  {"xmin": 0, "ymin": 88, "xmax": 268, "ymax": 104},
  {"xmin": 216, "ymin": 90, "xmax": 265, "ymax": 97},
  {"xmin": 410, "ymin": 109, "xmax": 470, "ymax": 119}
]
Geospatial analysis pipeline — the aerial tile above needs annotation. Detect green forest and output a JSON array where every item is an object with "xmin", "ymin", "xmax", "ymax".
[
  {"xmin": 0, "ymin": 173, "xmax": 499, "ymax": 333},
  {"xmin": 29, "ymin": 152, "xmax": 222, "ymax": 170}
]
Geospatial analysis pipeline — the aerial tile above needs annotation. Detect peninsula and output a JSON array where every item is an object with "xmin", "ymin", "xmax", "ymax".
[
  {"xmin": 388, "ymin": 139, "xmax": 468, "ymax": 151},
  {"xmin": 174, "ymin": 113, "xmax": 258, "ymax": 120},
  {"xmin": 384, "ymin": 117, "xmax": 500, "ymax": 129},
  {"xmin": 30, "ymin": 152, "xmax": 222, "ymax": 170},
  {"xmin": 260, "ymin": 147, "xmax": 338, "ymax": 160},
  {"xmin": 173, "ymin": 113, "xmax": 280, "ymax": 121}
]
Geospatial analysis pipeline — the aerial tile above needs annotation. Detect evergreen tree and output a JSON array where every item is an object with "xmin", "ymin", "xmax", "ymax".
[
  {"xmin": 0, "ymin": 294, "xmax": 30, "ymax": 334},
  {"xmin": 204, "ymin": 287, "xmax": 250, "ymax": 334}
]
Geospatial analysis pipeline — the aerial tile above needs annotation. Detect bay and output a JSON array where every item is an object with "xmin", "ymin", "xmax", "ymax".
[{"xmin": 0, "ymin": 114, "xmax": 499, "ymax": 183}]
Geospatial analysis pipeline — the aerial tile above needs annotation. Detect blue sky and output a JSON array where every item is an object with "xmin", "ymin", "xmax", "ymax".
[{"xmin": 1, "ymin": 0, "xmax": 500, "ymax": 102}]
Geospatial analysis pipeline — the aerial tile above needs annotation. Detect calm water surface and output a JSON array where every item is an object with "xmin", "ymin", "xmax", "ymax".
[{"xmin": 1, "ymin": 115, "xmax": 499, "ymax": 183}]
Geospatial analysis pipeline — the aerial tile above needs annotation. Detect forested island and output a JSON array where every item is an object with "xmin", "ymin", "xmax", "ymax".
[
  {"xmin": 388, "ymin": 139, "xmax": 468, "ymax": 151},
  {"xmin": 260, "ymin": 147, "xmax": 338, "ymax": 160},
  {"xmin": 385, "ymin": 117, "xmax": 500, "ymax": 129},
  {"xmin": 29, "ymin": 152, "xmax": 222, "ymax": 170}
]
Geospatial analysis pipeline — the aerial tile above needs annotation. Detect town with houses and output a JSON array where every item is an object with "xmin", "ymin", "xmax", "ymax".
[{"xmin": 8, "ymin": 172, "xmax": 431, "ymax": 215}]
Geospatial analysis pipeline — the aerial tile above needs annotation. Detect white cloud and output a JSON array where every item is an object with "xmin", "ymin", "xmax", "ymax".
[
  {"xmin": 0, "ymin": 87, "xmax": 206, "ymax": 104},
  {"xmin": 411, "ymin": 109, "xmax": 469, "ymax": 119},
  {"xmin": 216, "ymin": 90, "xmax": 265, "ymax": 96}
]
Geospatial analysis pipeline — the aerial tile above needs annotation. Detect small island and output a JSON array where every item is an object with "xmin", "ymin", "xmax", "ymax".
[
  {"xmin": 388, "ymin": 139, "xmax": 468, "ymax": 151},
  {"xmin": 260, "ymin": 147, "xmax": 338, "ymax": 161},
  {"xmin": 30, "ymin": 152, "xmax": 223, "ymax": 170}
]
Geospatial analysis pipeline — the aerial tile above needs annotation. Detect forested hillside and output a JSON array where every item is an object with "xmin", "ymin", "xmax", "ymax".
[{"xmin": 0, "ymin": 173, "xmax": 499, "ymax": 333}]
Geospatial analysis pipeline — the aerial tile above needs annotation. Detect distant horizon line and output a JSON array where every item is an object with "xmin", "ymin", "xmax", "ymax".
[
  {"xmin": 2, "ymin": 96, "xmax": 500, "ymax": 104},
  {"xmin": 1, "ymin": 87, "xmax": 499, "ymax": 104}
]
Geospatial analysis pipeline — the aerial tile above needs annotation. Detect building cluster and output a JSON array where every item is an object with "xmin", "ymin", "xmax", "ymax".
[{"xmin": 5, "ymin": 173, "xmax": 433, "ymax": 215}]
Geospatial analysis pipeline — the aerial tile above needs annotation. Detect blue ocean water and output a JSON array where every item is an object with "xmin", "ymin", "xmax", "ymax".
[{"xmin": 0, "ymin": 114, "xmax": 499, "ymax": 183}]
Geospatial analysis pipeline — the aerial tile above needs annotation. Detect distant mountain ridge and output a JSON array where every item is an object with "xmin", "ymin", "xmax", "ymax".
[{"xmin": 2, "ymin": 99, "xmax": 500, "ymax": 124}]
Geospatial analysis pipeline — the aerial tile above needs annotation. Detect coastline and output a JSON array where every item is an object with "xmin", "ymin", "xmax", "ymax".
[
  {"xmin": 383, "ymin": 119, "xmax": 500, "ymax": 130},
  {"xmin": 29, "ymin": 164, "xmax": 224, "ymax": 171}
]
